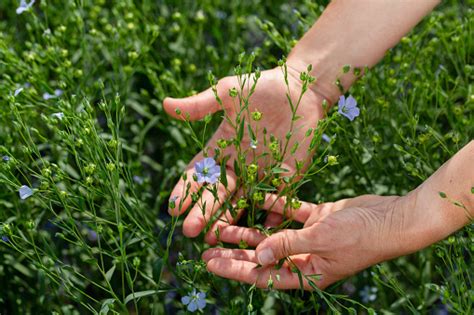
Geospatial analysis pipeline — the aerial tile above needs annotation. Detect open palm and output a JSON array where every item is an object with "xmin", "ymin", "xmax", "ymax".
[{"xmin": 164, "ymin": 67, "xmax": 326, "ymax": 240}]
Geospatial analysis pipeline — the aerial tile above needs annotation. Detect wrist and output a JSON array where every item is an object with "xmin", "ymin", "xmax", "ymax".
[
  {"xmin": 395, "ymin": 190, "xmax": 447, "ymax": 254},
  {"xmin": 286, "ymin": 53, "xmax": 350, "ymax": 107}
]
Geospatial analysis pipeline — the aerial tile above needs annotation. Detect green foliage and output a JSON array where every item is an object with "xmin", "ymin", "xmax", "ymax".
[{"xmin": 0, "ymin": 0, "xmax": 472, "ymax": 314}]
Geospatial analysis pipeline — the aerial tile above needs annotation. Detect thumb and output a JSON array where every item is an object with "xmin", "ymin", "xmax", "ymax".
[
  {"xmin": 163, "ymin": 77, "xmax": 233, "ymax": 120},
  {"xmin": 255, "ymin": 228, "xmax": 314, "ymax": 266}
]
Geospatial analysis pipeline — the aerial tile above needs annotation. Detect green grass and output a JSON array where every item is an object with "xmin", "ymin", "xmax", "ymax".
[{"xmin": 0, "ymin": 0, "xmax": 472, "ymax": 314}]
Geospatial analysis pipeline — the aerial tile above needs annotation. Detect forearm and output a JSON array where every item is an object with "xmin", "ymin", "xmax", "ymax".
[
  {"xmin": 401, "ymin": 141, "xmax": 474, "ymax": 254},
  {"xmin": 287, "ymin": 0, "xmax": 440, "ymax": 103}
]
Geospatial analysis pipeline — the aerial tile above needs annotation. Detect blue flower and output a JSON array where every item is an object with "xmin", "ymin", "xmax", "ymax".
[
  {"xmin": 43, "ymin": 89, "xmax": 63, "ymax": 100},
  {"xmin": 51, "ymin": 112, "xmax": 64, "ymax": 120},
  {"xmin": 1, "ymin": 236, "xmax": 9, "ymax": 243},
  {"xmin": 133, "ymin": 175, "xmax": 144, "ymax": 185},
  {"xmin": 19, "ymin": 185, "xmax": 34, "ymax": 200},
  {"xmin": 338, "ymin": 95, "xmax": 360, "ymax": 121},
  {"xmin": 181, "ymin": 289, "xmax": 206, "ymax": 312},
  {"xmin": 360, "ymin": 285, "xmax": 378, "ymax": 303},
  {"xmin": 16, "ymin": 0, "xmax": 35, "ymax": 15},
  {"xmin": 43, "ymin": 92, "xmax": 54, "ymax": 100},
  {"xmin": 14, "ymin": 87, "xmax": 24, "ymax": 96},
  {"xmin": 87, "ymin": 229, "xmax": 98, "ymax": 242},
  {"xmin": 2, "ymin": 156, "xmax": 10, "ymax": 162},
  {"xmin": 322, "ymin": 133, "xmax": 331, "ymax": 143},
  {"xmin": 194, "ymin": 157, "xmax": 220, "ymax": 184}
]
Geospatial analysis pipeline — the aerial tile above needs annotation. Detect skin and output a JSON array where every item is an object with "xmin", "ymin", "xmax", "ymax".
[
  {"xmin": 163, "ymin": 68, "xmax": 326, "ymax": 240},
  {"xmin": 164, "ymin": 0, "xmax": 440, "ymax": 239},
  {"xmin": 202, "ymin": 141, "xmax": 473, "ymax": 289},
  {"xmin": 162, "ymin": 0, "xmax": 474, "ymax": 290}
]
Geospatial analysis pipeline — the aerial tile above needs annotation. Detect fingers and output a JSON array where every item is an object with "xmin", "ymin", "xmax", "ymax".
[
  {"xmin": 202, "ymin": 248, "xmax": 258, "ymax": 263},
  {"xmin": 255, "ymin": 228, "xmax": 314, "ymax": 266},
  {"xmin": 205, "ymin": 254, "xmax": 322, "ymax": 290},
  {"xmin": 216, "ymin": 226, "xmax": 266, "ymax": 247},
  {"xmin": 263, "ymin": 212, "xmax": 284, "ymax": 229},
  {"xmin": 205, "ymin": 193, "xmax": 315, "ymax": 246},
  {"xmin": 262, "ymin": 194, "xmax": 313, "ymax": 223},
  {"xmin": 163, "ymin": 77, "xmax": 234, "ymax": 121},
  {"xmin": 182, "ymin": 168, "xmax": 237, "ymax": 238}
]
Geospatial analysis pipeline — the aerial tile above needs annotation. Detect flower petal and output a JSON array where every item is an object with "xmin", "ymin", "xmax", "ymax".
[
  {"xmin": 345, "ymin": 95, "xmax": 357, "ymax": 108},
  {"xmin": 16, "ymin": 7, "xmax": 27, "ymax": 14},
  {"xmin": 181, "ymin": 296, "xmax": 190, "ymax": 305},
  {"xmin": 51, "ymin": 112, "xmax": 64, "ymax": 119},
  {"xmin": 348, "ymin": 107, "xmax": 360, "ymax": 120},
  {"xmin": 197, "ymin": 298, "xmax": 206, "ymax": 309},
  {"xmin": 322, "ymin": 134, "xmax": 331, "ymax": 143},
  {"xmin": 43, "ymin": 92, "xmax": 54, "ymax": 100},
  {"xmin": 207, "ymin": 174, "xmax": 219, "ymax": 184},
  {"xmin": 195, "ymin": 160, "xmax": 204, "ymax": 173},
  {"xmin": 196, "ymin": 173, "xmax": 206, "ymax": 183},
  {"xmin": 337, "ymin": 95, "xmax": 345, "ymax": 107},
  {"xmin": 14, "ymin": 87, "xmax": 24, "ymax": 96},
  {"xmin": 203, "ymin": 157, "xmax": 215, "ymax": 168},
  {"xmin": 19, "ymin": 185, "xmax": 34, "ymax": 200},
  {"xmin": 187, "ymin": 301, "xmax": 198, "ymax": 312},
  {"xmin": 209, "ymin": 165, "xmax": 221, "ymax": 176}
]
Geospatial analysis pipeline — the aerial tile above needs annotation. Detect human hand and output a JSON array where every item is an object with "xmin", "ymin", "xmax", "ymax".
[
  {"xmin": 202, "ymin": 140, "xmax": 473, "ymax": 290},
  {"xmin": 202, "ymin": 193, "xmax": 425, "ymax": 290},
  {"xmin": 163, "ymin": 67, "xmax": 328, "ymax": 240}
]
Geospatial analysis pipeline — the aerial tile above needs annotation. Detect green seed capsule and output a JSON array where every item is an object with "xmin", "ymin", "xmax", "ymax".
[{"xmin": 251, "ymin": 110, "xmax": 262, "ymax": 121}]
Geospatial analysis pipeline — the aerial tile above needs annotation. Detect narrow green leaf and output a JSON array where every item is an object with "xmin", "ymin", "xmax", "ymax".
[
  {"xmin": 105, "ymin": 264, "xmax": 116, "ymax": 282},
  {"xmin": 237, "ymin": 118, "xmax": 245, "ymax": 142},
  {"xmin": 152, "ymin": 258, "xmax": 163, "ymax": 283},
  {"xmin": 255, "ymin": 183, "xmax": 277, "ymax": 192},
  {"xmin": 233, "ymin": 159, "xmax": 241, "ymax": 177},
  {"xmin": 220, "ymin": 156, "xmax": 229, "ymax": 188},
  {"xmin": 99, "ymin": 298, "xmax": 115, "ymax": 315},
  {"xmin": 247, "ymin": 123, "xmax": 255, "ymax": 140},
  {"xmin": 271, "ymin": 167, "xmax": 290, "ymax": 174},
  {"xmin": 124, "ymin": 290, "xmax": 164, "ymax": 305}
]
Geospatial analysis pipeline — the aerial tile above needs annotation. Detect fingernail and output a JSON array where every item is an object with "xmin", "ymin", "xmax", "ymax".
[{"xmin": 258, "ymin": 248, "xmax": 275, "ymax": 265}]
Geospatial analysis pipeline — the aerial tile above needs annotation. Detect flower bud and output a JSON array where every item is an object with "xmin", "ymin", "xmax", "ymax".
[
  {"xmin": 133, "ymin": 257, "xmax": 141, "ymax": 268},
  {"xmin": 228, "ymin": 87, "xmax": 238, "ymax": 98},
  {"xmin": 26, "ymin": 220, "xmax": 35, "ymax": 230},
  {"xmin": 327, "ymin": 155, "xmax": 338, "ymax": 166},
  {"xmin": 290, "ymin": 198, "xmax": 302, "ymax": 209},
  {"xmin": 237, "ymin": 198, "xmax": 248, "ymax": 209},
  {"xmin": 247, "ymin": 163, "xmax": 258, "ymax": 174},
  {"xmin": 85, "ymin": 176, "xmax": 94, "ymax": 185},
  {"xmin": 108, "ymin": 139, "xmax": 118, "ymax": 149},
  {"xmin": 217, "ymin": 139, "xmax": 228, "ymax": 149},
  {"xmin": 85, "ymin": 163, "xmax": 96, "ymax": 174},
  {"xmin": 271, "ymin": 177, "xmax": 282, "ymax": 187},
  {"xmin": 251, "ymin": 110, "xmax": 262, "ymax": 121},
  {"xmin": 106, "ymin": 162, "xmax": 116, "ymax": 172},
  {"xmin": 252, "ymin": 191, "xmax": 264, "ymax": 202}
]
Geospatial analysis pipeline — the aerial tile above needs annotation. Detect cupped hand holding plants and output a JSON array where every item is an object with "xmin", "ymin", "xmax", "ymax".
[
  {"xmin": 202, "ymin": 141, "xmax": 473, "ymax": 290},
  {"xmin": 163, "ymin": 64, "xmax": 330, "ymax": 240},
  {"xmin": 202, "ymin": 194, "xmax": 409, "ymax": 290}
]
